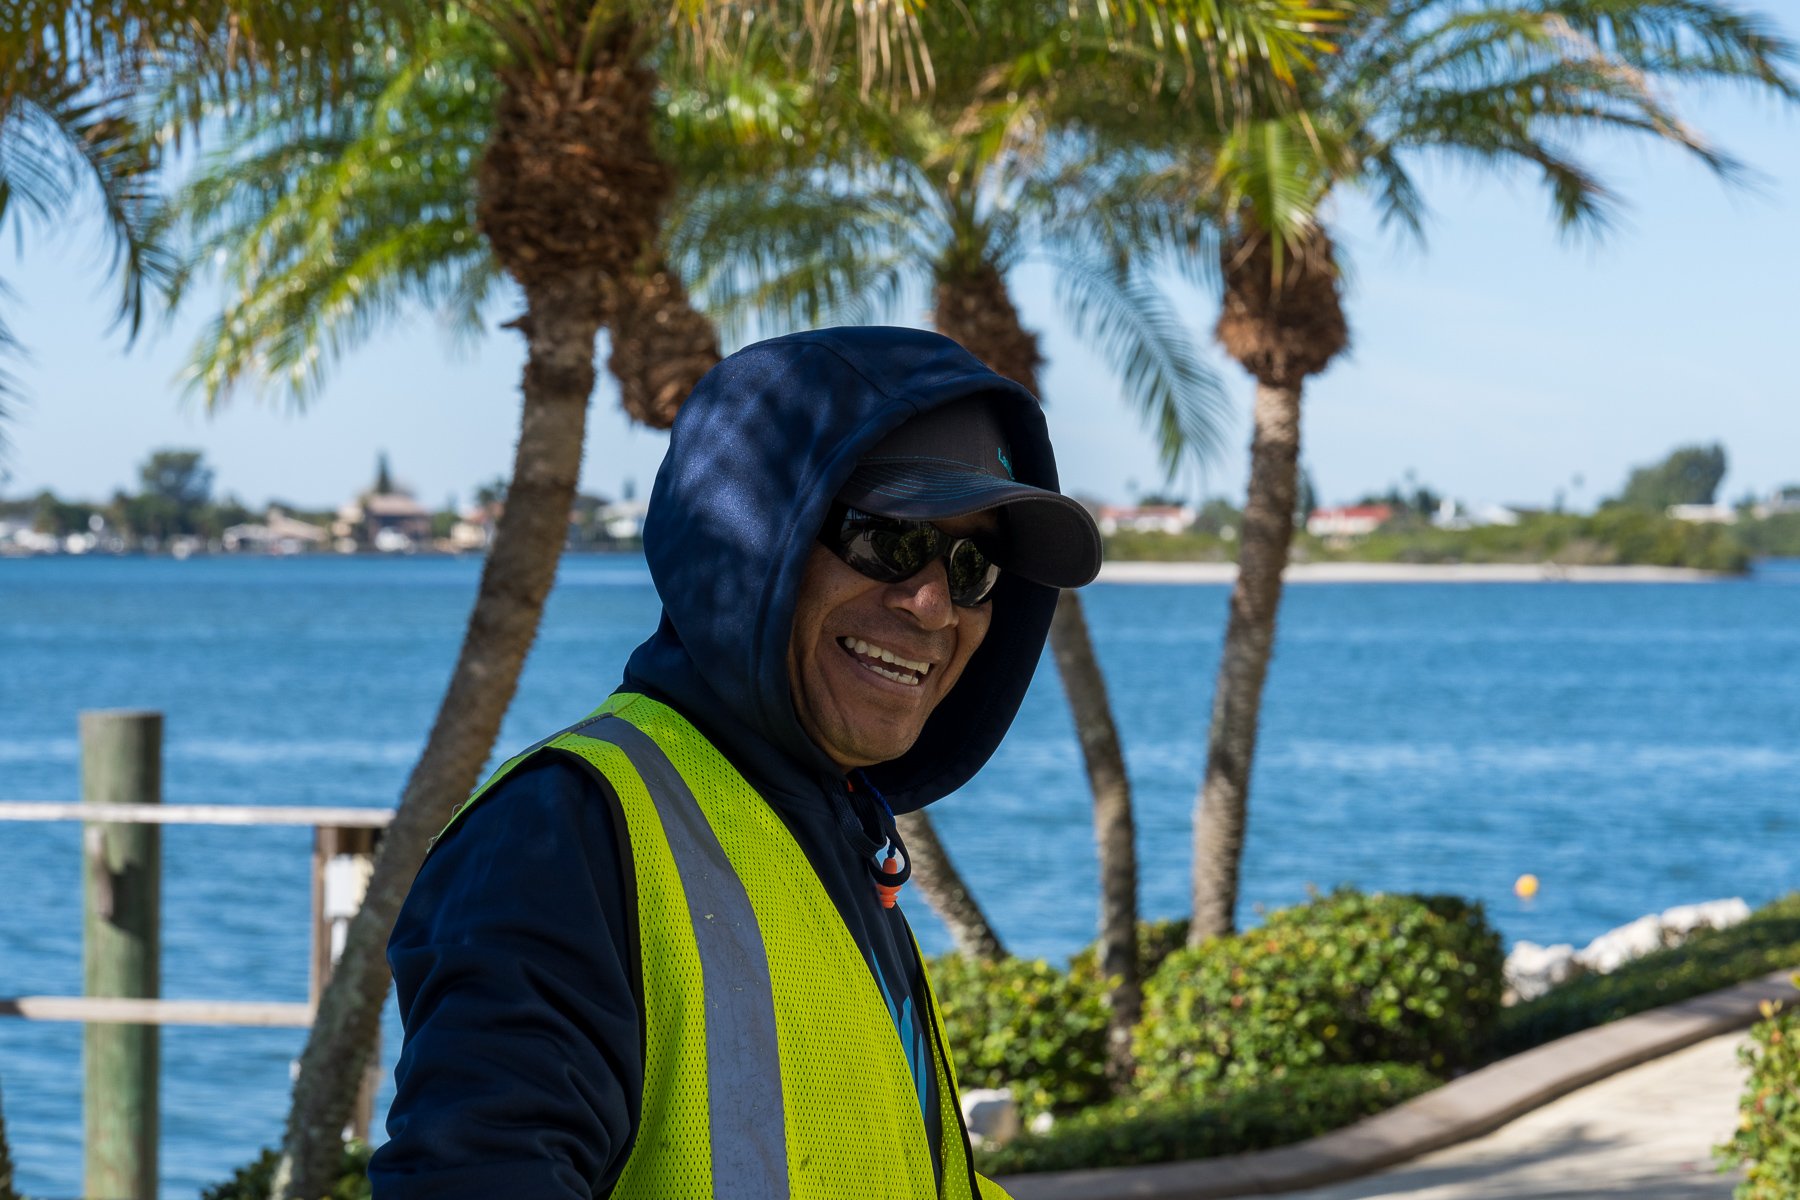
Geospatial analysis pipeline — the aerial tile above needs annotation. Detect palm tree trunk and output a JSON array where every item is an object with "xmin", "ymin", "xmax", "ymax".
[
  {"xmin": 275, "ymin": 298, "xmax": 599, "ymax": 1198},
  {"xmin": 1188, "ymin": 377, "xmax": 1300, "ymax": 943},
  {"xmin": 897, "ymin": 811, "xmax": 1006, "ymax": 961},
  {"xmin": 1048, "ymin": 590, "xmax": 1139, "ymax": 1081},
  {"xmin": 607, "ymin": 259, "xmax": 720, "ymax": 429},
  {"xmin": 1190, "ymin": 226, "xmax": 1346, "ymax": 948},
  {"xmin": 934, "ymin": 263, "xmax": 1140, "ymax": 1072},
  {"xmin": 275, "ymin": 22, "xmax": 670, "ymax": 1190}
]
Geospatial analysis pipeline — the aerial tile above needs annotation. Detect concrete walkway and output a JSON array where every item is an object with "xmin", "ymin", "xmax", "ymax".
[
  {"xmin": 1004, "ymin": 970, "xmax": 1795, "ymax": 1200},
  {"xmin": 1259, "ymin": 1031, "xmax": 1749, "ymax": 1200}
]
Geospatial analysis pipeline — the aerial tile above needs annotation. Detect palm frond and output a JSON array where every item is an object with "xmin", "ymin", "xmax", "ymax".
[
  {"xmin": 668, "ymin": 168, "xmax": 938, "ymax": 344},
  {"xmin": 1212, "ymin": 0, "xmax": 1796, "ymax": 264},
  {"xmin": 1538, "ymin": 0, "xmax": 1800, "ymax": 97},
  {"xmin": 1034, "ymin": 139, "xmax": 1219, "ymax": 287},
  {"xmin": 0, "ymin": 65, "xmax": 171, "ymax": 338},
  {"xmin": 0, "ymin": 289, "xmax": 20, "ymax": 458},
  {"xmin": 1045, "ymin": 252, "xmax": 1232, "ymax": 478},
  {"xmin": 5, "ymin": 0, "xmax": 427, "ymax": 150},
  {"xmin": 1361, "ymin": 144, "xmax": 1427, "ymax": 241},
  {"xmin": 168, "ymin": 12, "xmax": 497, "ymax": 408},
  {"xmin": 1214, "ymin": 115, "xmax": 1335, "ymax": 251},
  {"xmin": 183, "ymin": 216, "xmax": 494, "ymax": 408}
]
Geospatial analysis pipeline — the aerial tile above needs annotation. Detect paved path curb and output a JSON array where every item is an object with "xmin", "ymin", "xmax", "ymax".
[{"xmin": 1000, "ymin": 967, "xmax": 1798, "ymax": 1200}]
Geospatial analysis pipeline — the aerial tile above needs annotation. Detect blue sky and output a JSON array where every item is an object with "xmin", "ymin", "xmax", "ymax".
[{"xmin": 2, "ymin": 14, "xmax": 1797, "ymax": 514}]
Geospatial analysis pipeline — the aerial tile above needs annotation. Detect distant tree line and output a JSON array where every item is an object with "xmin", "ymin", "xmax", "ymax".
[
  {"xmin": 1105, "ymin": 443, "xmax": 1800, "ymax": 568},
  {"xmin": 1, "ymin": 448, "xmax": 642, "ymax": 550},
  {"xmin": 0, "ymin": 450, "xmax": 283, "ymax": 543}
]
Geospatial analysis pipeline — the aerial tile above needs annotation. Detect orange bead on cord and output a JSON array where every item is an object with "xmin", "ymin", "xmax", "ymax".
[{"xmin": 877, "ymin": 851, "xmax": 904, "ymax": 909}]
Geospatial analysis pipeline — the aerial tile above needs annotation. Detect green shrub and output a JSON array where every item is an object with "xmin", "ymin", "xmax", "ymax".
[
  {"xmin": 1069, "ymin": 918, "xmax": 1192, "ymax": 981},
  {"xmin": 976, "ymin": 1062, "xmax": 1439, "ymax": 1174},
  {"xmin": 1135, "ymin": 890, "xmax": 1503, "ymax": 1097},
  {"xmin": 1490, "ymin": 893, "xmax": 1800, "ymax": 1059},
  {"xmin": 929, "ymin": 953, "xmax": 1112, "ymax": 1118},
  {"xmin": 1716, "ymin": 986, "xmax": 1800, "ymax": 1199},
  {"xmin": 202, "ymin": 1142, "xmax": 372, "ymax": 1200}
]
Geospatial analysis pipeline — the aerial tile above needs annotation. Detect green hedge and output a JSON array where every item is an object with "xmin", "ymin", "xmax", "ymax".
[
  {"xmin": 1134, "ymin": 891, "xmax": 1502, "ymax": 1098},
  {"xmin": 976, "ymin": 1062, "xmax": 1439, "ymax": 1174},
  {"xmin": 928, "ymin": 953, "xmax": 1112, "ymax": 1118},
  {"xmin": 1715, "ymin": 983, "xmax": 1800, "ymax": 1200},
  {"xmin": 1489, "ymin": 893, "xmax": 1800, "ymax": 1059},
  {"xmin": 202, "ymin": 1143, "xmax": 372, "ymax": 1200},
  {"xmin": 1070, "ymin": 918, "xmax": 1193, "ymax": 981}
]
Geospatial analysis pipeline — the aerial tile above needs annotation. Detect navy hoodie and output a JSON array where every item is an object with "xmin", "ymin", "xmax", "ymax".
[{"xmin": 371, "ymin": 328, "xmax": 1063, "ymax": 1198}]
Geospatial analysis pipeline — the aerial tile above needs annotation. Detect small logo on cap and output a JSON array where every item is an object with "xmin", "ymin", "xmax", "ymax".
[{"xmin": 997, "ymin": 448, "xmax": 1014, "ymax": 480}]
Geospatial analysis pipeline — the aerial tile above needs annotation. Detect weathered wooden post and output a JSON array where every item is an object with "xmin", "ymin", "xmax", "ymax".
[
  {"xmin": 81, "ymin": 710, "xmax": 162, "ymax": 1200},
  {"xmin": 311, "ymin": 825, "xmax": 384, "ymax": 1141}
]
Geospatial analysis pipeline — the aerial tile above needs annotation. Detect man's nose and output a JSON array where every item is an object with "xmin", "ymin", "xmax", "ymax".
[{"xmin": 889, "ymin": 560, "xmax": 957, "ymax": 629}]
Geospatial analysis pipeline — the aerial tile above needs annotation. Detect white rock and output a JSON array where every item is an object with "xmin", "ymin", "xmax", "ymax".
[
  {"xmin": 962, "ymin": 1088, "xmax": 1020, "ymax": 1148},
  {"xmin": 1504, "ymin": 940, "xmax": 1579, "ymax": 1003},
  {"xmin": 1661, "ymin": 898, "xmax": 1750, "ymax": 937},
  {"xmin": 1577, "ymin": 913, "xmax": 1667, "ymax": 974},
  {"xmin": 1572, "ymin": 898, "xmax": 1754, "ymax": 977}
]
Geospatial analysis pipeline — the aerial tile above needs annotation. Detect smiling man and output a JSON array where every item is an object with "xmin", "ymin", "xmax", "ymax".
[{"xmin": 371, "ymin": 327, "xmax": 1101, "ymax": 1200}]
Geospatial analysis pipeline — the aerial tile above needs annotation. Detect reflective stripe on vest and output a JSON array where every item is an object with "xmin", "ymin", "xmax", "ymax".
[
  {"xmin": 576, "ymin": 714, "xmax": 788, "ymax": 1196},
  {"xmin": 449, "ymin": 693, "xmax": 1014, "ymax": 1200}
]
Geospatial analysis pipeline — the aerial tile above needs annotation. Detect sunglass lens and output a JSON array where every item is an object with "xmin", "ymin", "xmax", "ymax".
[
  {"xmin": 946, "ymin": 539, "xmax": 1000, "ymax": 606},
  {"xmin": 866, "ymin": 525, "xmax": 941, "ymax": 579}
]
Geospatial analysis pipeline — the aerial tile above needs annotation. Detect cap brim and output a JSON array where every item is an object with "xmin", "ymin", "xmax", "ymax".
[{"xmin": 839, "ymin": 463, "xmax": 1102, "ymax": 588}]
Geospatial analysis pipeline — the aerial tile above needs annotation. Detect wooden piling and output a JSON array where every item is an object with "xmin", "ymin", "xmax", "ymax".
[
  {"xmin": 311, "ymin": 825, "xmax": 384, "ymax": 1141},
  {"xmin": 81, "ymin": 710, "xmax": 162, "ymax": 1200}
]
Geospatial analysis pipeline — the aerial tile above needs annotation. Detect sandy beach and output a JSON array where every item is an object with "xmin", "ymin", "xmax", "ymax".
[{"xmin": 1096, "ymin": 561, "xmax": 1723, "ymax": 584}]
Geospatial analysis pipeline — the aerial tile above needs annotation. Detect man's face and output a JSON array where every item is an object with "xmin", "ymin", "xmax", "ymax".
[{"xmin": 788, "ymin": 512, "xmax": 997, "ymax": 771}]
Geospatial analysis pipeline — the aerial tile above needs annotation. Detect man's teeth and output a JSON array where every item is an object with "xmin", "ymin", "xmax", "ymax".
[{"xmin": 841, "ymin": 637, "xmax": 930, "ymax": 684}]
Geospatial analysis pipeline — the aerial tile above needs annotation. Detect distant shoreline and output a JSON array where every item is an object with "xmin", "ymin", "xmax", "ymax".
[
  {"xmin": 0, "ymin": 552, "xmax": 1748, "ymax": 583},
  {"xmin": 1097, "ymin": 561, "xmax": 1726, "ymax": 584}
]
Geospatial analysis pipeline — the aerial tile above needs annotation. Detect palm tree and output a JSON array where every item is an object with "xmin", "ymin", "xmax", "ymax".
[{"xmin": 1176, "ymin": 0, "xmax": 1797, "ymax": 944}]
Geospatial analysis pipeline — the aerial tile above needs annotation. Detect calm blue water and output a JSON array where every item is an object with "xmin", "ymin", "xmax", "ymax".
[{"xmin": 2, "ymin": 555, "xmax": 1798, "ymax": 1196}]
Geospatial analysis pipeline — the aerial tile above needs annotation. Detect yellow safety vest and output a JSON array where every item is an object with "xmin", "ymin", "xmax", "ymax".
[{"xmin": 448, "ymin": 692, "xmax": 1012, "ymax": 1200}]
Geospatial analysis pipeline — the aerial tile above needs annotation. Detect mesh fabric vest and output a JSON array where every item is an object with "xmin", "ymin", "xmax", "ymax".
[{"xmin": 445, "ymin": 692, "xmax": 1012, "ymax": 1200}]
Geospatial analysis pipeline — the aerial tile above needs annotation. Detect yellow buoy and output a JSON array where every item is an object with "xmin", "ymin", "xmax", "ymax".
[{"xmin": 1514, "ymin": 874, "xmax": 1540, "ymax": 900}]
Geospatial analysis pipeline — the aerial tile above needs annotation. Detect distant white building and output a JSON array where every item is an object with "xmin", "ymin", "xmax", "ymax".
[
  {"xmin": 1749, "ymin": 491, "xmax": 1800, "ymax": 520},
  {"xmin": 449, "ymin": 505, "xmax": 497, "ymax": 551},
  {"xmin": 1307, "ymin": 505, "xmax": 1393, "ymax": 538},
  {"xmin": 1097, "ymin": 504, "xmax": 1196, "ymax": 536},
  {"xmin": 223, "ymin": 507, "xmax": 330, "ymax": 554},
  {"xmin": 0, "ymin": 522, "xmax": 62, "ymax": 554},
  {"xmin": 599, "ymin": 500, "xmax": 650, "ymax": 542},
  {"xmin": 1432, "ymin": 499, "xmax": 1522, "ymax": 530},
  {"xmin": 1666, "ymin": 503, "xmax": 1737, "ymax": 525},
  {"xmin": 335, "ymin": 491, "xmax": 433, "ymax": 552}
]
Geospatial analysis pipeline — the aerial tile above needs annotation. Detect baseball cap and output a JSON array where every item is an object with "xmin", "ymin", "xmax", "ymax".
[{"xmin": 837, "ymin": 399, "xmax": 1102, "ymax": 588}]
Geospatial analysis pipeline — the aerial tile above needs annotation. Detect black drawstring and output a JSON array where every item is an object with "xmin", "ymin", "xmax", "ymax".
[{"xmin": 853, "ymin": 770, "xmax": 912, "ymax": 891}]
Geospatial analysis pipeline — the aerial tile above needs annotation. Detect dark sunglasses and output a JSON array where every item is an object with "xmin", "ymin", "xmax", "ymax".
[{"xmin": 819, "ymin": 504, "xmax": 1002, "ymax": 607}]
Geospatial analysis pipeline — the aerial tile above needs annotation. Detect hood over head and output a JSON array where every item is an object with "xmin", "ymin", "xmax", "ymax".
[{"xmin": 622, "ymin": 326, "xmax": 1067, "ymax": 813}]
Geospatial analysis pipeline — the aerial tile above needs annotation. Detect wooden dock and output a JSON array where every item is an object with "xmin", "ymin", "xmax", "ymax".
[{"xmin": 0, "ymin": 710, "xmax": 394, "ymax": 1200}]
